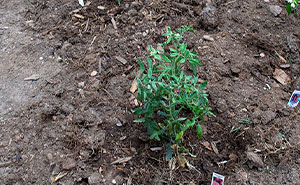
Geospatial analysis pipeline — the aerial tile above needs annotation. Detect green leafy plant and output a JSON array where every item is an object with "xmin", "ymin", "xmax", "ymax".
[
  {"xmin": 287, "ymin": 0, "xmax": 298, "ymax": 14},
  {"xmin": 117, "ymin": 0, "xmax": 121, "ymax": 6},
  {"xmin": 133, "ymin": 25, "xmax": 214, "ymax": 161}
]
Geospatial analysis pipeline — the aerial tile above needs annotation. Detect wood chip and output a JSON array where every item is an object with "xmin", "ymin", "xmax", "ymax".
[
  {"xmin": 24, "ymin": 74, "xmax": 39, "ymax": 81},
  {"xmin": 275, "ymin": 51, "xmax": 287, "ymax": 63},
  {"xmin": 111, "ymin": 157, "xmax": 132, "ymax": 165},
  {"xmin": 115, "ymin": 56, "xmax": 127, "ymax": 65},
  {"xmin": 73, "ymin": 14, "xmax": 84, "ymax": 19},
  {"xmin": 211, "ymin": 142, "xmax": 219, "ymax": 154},
  {"xmin": 201, "ymin": 141, "xmax": 212, "ymax": 151},
  {"xmin": 273, "ymin": 68, "xmax": 290, "ymax": 85},
  {"xmin": 111, "ymin": 17, "xmax": 117, "ymax": 29}
]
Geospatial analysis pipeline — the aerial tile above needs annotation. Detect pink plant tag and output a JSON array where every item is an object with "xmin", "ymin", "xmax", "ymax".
[{"xmin": 211, "ymin": 172, "xmax": 225, "ymax": 185}]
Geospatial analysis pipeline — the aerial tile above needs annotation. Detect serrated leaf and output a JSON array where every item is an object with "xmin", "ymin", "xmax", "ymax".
[{"xmin": 196, "ymin": 124, "xmax": 203, "ymax": 140}]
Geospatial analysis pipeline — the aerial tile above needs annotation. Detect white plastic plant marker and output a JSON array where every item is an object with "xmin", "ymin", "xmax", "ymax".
[
  {"xmin": 78, "ymin": 0, "xmax": 84, "ymax": 6},
  {"xmin": 211, "ymin": 172, "xmax": 225, "ymax": 185},
  {"xmin": 288, "ymin": 90, "xmax": 300, "ymax": 108}
]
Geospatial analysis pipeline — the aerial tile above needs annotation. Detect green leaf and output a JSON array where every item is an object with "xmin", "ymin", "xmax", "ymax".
[
  {"xmin": 146, "ymin": 57, "xmax": 153, "ymax": 67},
  {"xmin": 286, "ymin": 4, "xmax": 292, "ymax": 15},
  {"xmin": 177, "ymin": 117, "xmax": 186, "ymax": 121},
  {"xmin": 166, "ymin": 143, "xmax": 173, "ymax": 161},
  {"xmin": 169, "ymin": 48, "xmax": 177, "ymax": 52},
  {"xmin": 196, "ymin": 124, "xmax": 203, "ymax": 140},
  {"xmin": 179, "ymin": 58, "xmax": 185, "ymax": 63},
  {"xmin": 138, "ymin": 59, "xmax": 145, "ymax": 73},
  {"xmin": 134, "ymin": 118, "xmax": 145, "ymax": 122},
  {"xmin": 198, "ymin": 81, "xmax": 208, "ymax": 90},
  {"xmin": 133, "ymin": 107, "xmax": 143, "ymax": 115},
  {"xmin": 176, "ymin": 131, "xmax": 184, "ymax": 141},
  {"xmin": 161, "ymin": 54, "xmax": 171, "ymax": 63}
]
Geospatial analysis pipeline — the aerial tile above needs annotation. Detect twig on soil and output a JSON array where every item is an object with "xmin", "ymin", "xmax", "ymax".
[{"xmin": 84, "ymin": 18, "xmax": 89, "ymax": 32}]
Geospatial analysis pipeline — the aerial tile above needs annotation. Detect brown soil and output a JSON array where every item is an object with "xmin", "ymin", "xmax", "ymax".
[{"xmin": 1, "ymin": 0, "xmax": 300, "ymax": 184}]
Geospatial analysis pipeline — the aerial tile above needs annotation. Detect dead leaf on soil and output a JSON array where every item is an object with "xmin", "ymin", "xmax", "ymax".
[
  {"xmin": 130, "ymin": 71, "xmax": 141, "ymax": 93},
  {"xmin": 177, "ymin": 155, "xmax": 187, "ymax": 168},
  {"xmin": 111, "ymin": 156, "xmax": 132, "ymax": 165},
  {"xmin": 273, "ymin": 68, "xmax": 290, "ymax": 85},
  {"xmin": 201, "ymin": 141, "xmax": 212, "ymax": 151},
  {"xmin": 73, "ymin": 14, "xmax": 84, "ymax": 19}
]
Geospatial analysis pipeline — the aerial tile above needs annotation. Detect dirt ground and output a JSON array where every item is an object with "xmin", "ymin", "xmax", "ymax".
[{"xmin": 1, "ymin": 0, "xmax": 300, "ymax": 184}]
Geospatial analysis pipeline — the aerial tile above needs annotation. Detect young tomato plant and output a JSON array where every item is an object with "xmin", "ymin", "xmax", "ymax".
[
  {"xmin": 133, "ymin": 25, "xmax": 214, "ymax": 161},
  {"xmin": 287, "ymin": 0, "xmax": 298, "ymax": 14}
]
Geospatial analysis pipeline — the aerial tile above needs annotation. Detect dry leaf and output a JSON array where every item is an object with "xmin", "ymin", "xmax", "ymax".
[
  {"xmin": 130, "ymin": 80, "xmax": 138, "ymax": 93},
  {"xmin": 273, "ymin": 68, "xmax": 290, "ymax": 85},
  {"xmin": 111, "ymin": 157, "xmax": 132, "ymax": 165},
  {"xmin": 201, "ymin": 141, "xmax": 212, "ymax": 151},
  {"xmin": 73, "ymin": 14, "xmax": 84, "ymax": 19},
  {"xmin": 52, "ymin": 172, "xmax": 68, "ymax": 182},
  {"xmin": 177, "ymin": 155, "xmax": 187, "ymax": 168}
]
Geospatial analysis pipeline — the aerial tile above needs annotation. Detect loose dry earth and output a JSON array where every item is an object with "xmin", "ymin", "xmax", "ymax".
[{"xmin": 1, "ymin": 0, "xmax": 300, "ymax": 184}]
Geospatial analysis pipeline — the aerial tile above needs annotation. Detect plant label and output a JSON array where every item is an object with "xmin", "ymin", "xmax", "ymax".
[
  {"xmin": 78, "ymin": 0, "xmax": 84, "ymax": 6},
  {"xmin": 211, "ymin": 172, "xmax": 225, "ymax": 185},
  {"xmin": 288, "ymin": 90, "xmax": 300, "ymax": 108}
]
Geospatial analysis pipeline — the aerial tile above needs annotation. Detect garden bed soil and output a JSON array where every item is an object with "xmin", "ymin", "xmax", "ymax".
[{"xmin": 1, "ymin": 0, "xmax": 300, "ymax": 184}]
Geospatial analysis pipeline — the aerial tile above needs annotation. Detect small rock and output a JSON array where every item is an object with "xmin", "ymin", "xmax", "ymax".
[
  {"xmin": 97, "ymin": 6, "xmax": 105, "ymax": 10},
  {"xmin": 260, "ymin": 53, "xmax": 265, "ymax": 58},
  {"xmin": 268, "ymin": 5, "xmax": 282, "ymax": 17},
  {"xmin": 57, "ymin": 56, "xmax": 63, "ymax": 62},
  {"xmin": 116, "ymin": 122, "xmax": 123, "ymax": 127},
  {"xmin": 115, "ymin": 56, "xmax": 128, "ymax": 65},
  {"xmin": 112, "ymin": 179, "xmax": 117, "ymax": 184},
  {"xmin": 47, "ymin": 153, "xmax": 53, "ymax": 161},
  {"xmin": 261, "ymin": 110, "xmax": 276, "ymax": 124},
  {"xmin": 91, "ymin": 80, "xmax": 100, "ymax": 89},
  {"xmin": 91, "ymin": 71, "xmax": 97, "ymax": 76},
  {"xmin": 88, "ymin": 172, "xmax": 102, "ymax": 185},
  {"xmin": 216, "ymin": 99, "xmax": 228, "ymax": 113},
  {"xmin": 62, "ymin": 158, "xmax": 76, "ymax": 170},
  {"xmin": 231, "ymin": 66, "xmax": 241, "ymax": 74},
  {"xmin": 78, "ymin": 82, "xmax": 85, "ymax": 88},
  {"xmin": 198, "ymin": 3, "xmax": 219, "ymax": 30},
  {"xmin": 203, "ymin": 35, "xmax": 214, "ymax": 41},
  {"xmin": 296, "ymin": 158, "xmax": 300, "ymax": 164},
  {"xmin": 39, "ymin": 57, "xmax": 44, "ymax": 60},
  {"xmin": 247, "ymin": 151, "xmax": 264, "ymax": 167},
  {"xmin": 280, "ymin": 64, "xmax": 290, "ymax": 69}
]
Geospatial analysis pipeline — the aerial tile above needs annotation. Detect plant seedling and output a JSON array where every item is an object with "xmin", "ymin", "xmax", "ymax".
[{"xmin": 133, "ymin": 25, "xmax": 214, "ymax": 162}]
